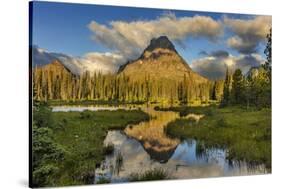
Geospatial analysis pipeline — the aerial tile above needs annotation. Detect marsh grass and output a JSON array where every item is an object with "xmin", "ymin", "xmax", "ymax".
[
  {"xmin": 96, "ymin": 177, "xmax": 111, "ymax": 184},
  {"xmin": 155, "ymin": 105, "xmax": 217, "ymax": 117},
  {"xmin": 48, "ymin": 109, "xmax": 149, "ymax": 186},
  {"xmin": 166, "ymin": 106, "xmax": 271, "ymax": 170},
  {"xmin": 129, "ymin": 168, "xmax": 169, "ymax": 181}
]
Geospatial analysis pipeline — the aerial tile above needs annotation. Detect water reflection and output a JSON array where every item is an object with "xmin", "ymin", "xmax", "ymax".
[
  {"xmin": 124, "ymin": 107, "xmax": 180, "ymax": 162},
  {"xmin": 51, "ymin": 105, "xmax": 267, "ymax": 183},
  {"xmin": 51, "ymin": 104, "xmax": 137, "ymax": 112},
  {"xmin": 95, "ymin": 131, "xmax": 267, "ymax": 183}
]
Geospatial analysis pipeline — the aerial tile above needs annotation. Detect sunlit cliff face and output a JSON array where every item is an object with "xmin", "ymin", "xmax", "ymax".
[{"xmin": 124, "ymin": 107, "xmax": 180, "ymax": 162}]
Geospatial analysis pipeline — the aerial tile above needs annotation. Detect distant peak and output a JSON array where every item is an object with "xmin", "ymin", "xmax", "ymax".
[
  {"xmin": 51, "ymin": 60, "xmax": 61, "ymax": 65},
  {"xmin": 144, "ymin": 36, "xmax": 176, "ymax": 52},
  {"xmin": 42, "ymin": 60, "xmax": 69, "ymax": 71}
]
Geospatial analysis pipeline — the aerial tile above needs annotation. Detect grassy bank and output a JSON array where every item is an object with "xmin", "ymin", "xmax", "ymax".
[
  {"xmin": 35, "ymin": 109, "xmax": 149, "ymax": 187},
  {"xmin": 165, "ymin": 106, "xmax": 271, "ymax": 170}
]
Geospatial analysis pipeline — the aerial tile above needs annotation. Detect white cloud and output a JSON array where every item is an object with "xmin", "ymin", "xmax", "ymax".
[
  {"xmin": 33, "ymin": 14, "xmax": 270, "ymax": 78},
  {"xmin": 32, "ymin": 46, "xmax": 125, "ymax": 75},
  {"xmin": 88, "ymin": 13, "xmax": 223, "ymax": 59},
  {"xmin": 191, "ymin": 52, "xmax": 264, "ymax": 79},
  {"xmin": 57, "ymin": 52, "xmax": 125, "ymax": 75},
  {"xmin": 224, "ymin": 16, "xmax": 272, "ymax": 54}
]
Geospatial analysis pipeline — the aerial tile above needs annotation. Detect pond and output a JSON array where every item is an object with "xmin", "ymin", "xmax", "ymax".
[
  {"xmin": 52, "ymin": 104, "xmax": 137, "ymax": 112},
  {"xmin": 52, "ymin": 105, "xmax": 268, "ymax": 183}
]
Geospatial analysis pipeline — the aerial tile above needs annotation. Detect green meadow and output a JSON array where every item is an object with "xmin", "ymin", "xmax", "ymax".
[
  {"xmin": 32, "ymin": 103, "xmax": 149, "ymax": 187},
  {"xmin": 164, "ymin": 106, "xmax": 271, "ymax": 170}
]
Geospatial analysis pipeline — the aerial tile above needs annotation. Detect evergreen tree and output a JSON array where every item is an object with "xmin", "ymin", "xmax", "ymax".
[
  {"xmin": 231, "ymin": 69, "xmax": 244, "ymax": 104},
  {"xmin": 264, "ymin": 28, "xmax": 272, "ymax": 75},
  {"xmin": 222, "ymin": 67, "xmax": 232, "ymax": 106}
]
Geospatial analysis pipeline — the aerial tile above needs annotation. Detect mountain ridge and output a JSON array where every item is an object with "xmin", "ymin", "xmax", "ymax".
[
  {"xmin": 35, "ymin": 36, "xmax": 209, "ymax": 85},
  {"xmin": 118, "ymin": 36, "xmax": 208, "ymax": 83}
]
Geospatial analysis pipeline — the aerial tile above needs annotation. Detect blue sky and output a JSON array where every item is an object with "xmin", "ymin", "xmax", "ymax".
[{"xmin": 30, "ymin": 1, "xmax": 271, "ymax": 79}]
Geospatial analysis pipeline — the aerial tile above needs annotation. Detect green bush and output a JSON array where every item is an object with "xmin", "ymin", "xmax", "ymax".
[
  {"xmin": 33, "ymin": 164, "xmax": 59, "ymax": 186},
  {"xmin": 33, "ymin": 102, "xmax": 53, "ymax": 128}
]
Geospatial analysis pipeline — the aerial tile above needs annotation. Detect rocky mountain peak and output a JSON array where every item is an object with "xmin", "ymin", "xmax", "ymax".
[{"xmin": 144, "ymin": 36, "xmax": 176, "ymax": 52}]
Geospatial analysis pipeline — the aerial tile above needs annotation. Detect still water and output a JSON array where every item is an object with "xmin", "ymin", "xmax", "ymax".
[{"xmin": 52, "ymin": 105, "xmax": 267, "ymax": 183}]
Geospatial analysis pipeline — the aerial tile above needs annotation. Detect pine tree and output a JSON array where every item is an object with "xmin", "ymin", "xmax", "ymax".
[
  {"xmin": 264, "ymin": 28, "xmax": 272, "ymax": 75},
  {"xmin": 231, "ymin": 69, "xmax": 244, "ymax": 104},
  {"xmin": 222, "ymin": 67, "xmax": 232, "ymax": 106}
]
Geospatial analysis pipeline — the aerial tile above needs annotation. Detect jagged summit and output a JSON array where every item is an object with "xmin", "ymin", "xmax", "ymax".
[
  {"xmin": 118, "ymin": 36, "xmax": 179, "ymax": 73},
  {"xmin": 144, "ymin": 36, "xmax": 176, "ymax": 52},
  {"xmin": 118, "ymin": 36, "xmax": 208, "ymax": 84}
]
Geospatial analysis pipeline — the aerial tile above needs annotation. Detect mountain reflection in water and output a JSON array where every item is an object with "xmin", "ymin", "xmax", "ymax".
[
  {"xmin": 125, "ymin": 107, "xmax": 180, "ymax": 162},
  {"xmin": 95, "ymin": 106, "xmax": 267, "ymax": 183},
  {"xmin": 51, "ymin": 105, "xmax": 268, "ymax": 183}
]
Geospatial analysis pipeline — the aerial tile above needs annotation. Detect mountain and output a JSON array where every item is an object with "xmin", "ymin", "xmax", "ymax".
[
  {"xmin": 33, "ymin": 37, "xmax": 212, "ymax": 103},
  {"xmin": 245, "ymin": 66, "xmax": 261, "ymax": 78},
  {"xmin": 38, "ymin": 60, "xmax": 71, "ymax": 73},
  {"xmin": 118, "ymin": 36, "xmax": 208, "ymax": 83},
  {"xmin": 33, "ymin": 60, "xmax": 76, "ymax": 100},
  {"xmin": 31, "ymin": 46, "xmax": 68, "ymax": 67}
]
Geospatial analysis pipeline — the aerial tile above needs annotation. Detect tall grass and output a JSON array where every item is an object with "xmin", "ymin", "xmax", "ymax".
[
  {"xmin": 47, "ymin": 109, "xmax": 149, "ymax": 186},
  {"xmin": 129, "ymin": 168, "xmax": 169, "ymax": 181},
  {"xmin": 96, "ymin": 177, "xmax": 110, "ymax": 184},
  {"xmin": 166, "ymin": 106, "xmax": 271, "ymax": 170}
]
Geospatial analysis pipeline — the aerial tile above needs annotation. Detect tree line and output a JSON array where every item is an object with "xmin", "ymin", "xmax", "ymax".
[
  {"xmin": 33, "ymin": 67, "xmax": 218, "ymax": 105},
  {"xmin": 33, "ymin": 29, "xmax": 271, "ymax": 107},
  {"xmin": 222, "ymin": 28, "xmax": 271, "ymax": 108},
  {"xmin": 32, "ymin": 59, "xmax": 269, "ymax": 107}
]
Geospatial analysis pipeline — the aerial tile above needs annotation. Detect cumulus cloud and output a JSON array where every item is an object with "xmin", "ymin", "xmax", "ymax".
[
  {"xmin": 88, "ymin": 13, "xmax": 223, "ymax": 59},
  {"xmin": 191, "ymin": 52, "xmax": 264, "ymax": 79},
  {"xmin": 33, "ymin": 14, "xmax": 270, "ymax": 78},
  {"xmin": 224, "ymin": 16, "xmax": 271, "ymax": 54},
  {"xmin": 57, "ymin": 52, "xmax": 125, "ymax": 75},
  {"xmin": 32, "ymin": 46, "xmax": 125, "ymax": 75}
]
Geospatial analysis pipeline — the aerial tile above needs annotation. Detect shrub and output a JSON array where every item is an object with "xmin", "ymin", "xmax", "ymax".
[
  {"xmin": 33, "ymin": 102, "xmax": 53, "ymax": 128},
  {"xmin": 32, "ymin": 164, "xmax": 59, "ymax": 187}
]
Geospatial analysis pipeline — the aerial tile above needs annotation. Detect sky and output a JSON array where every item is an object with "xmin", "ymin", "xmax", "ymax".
[{"xmin": 30, "ymin": 1, "xmax": 272, "ymax": 79}]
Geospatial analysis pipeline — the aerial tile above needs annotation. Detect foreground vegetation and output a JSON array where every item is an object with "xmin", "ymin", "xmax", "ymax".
[
  {"xmin": 129, "ymin": 168, "xmax": 169, "ymax": 182},
  {"xmin": 165, "ymin": 106, "xmax": 271, "ymax": 170},
  {"xmin": 32, "ymin": 102, "xmax": 149, "ymax": 187}
]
